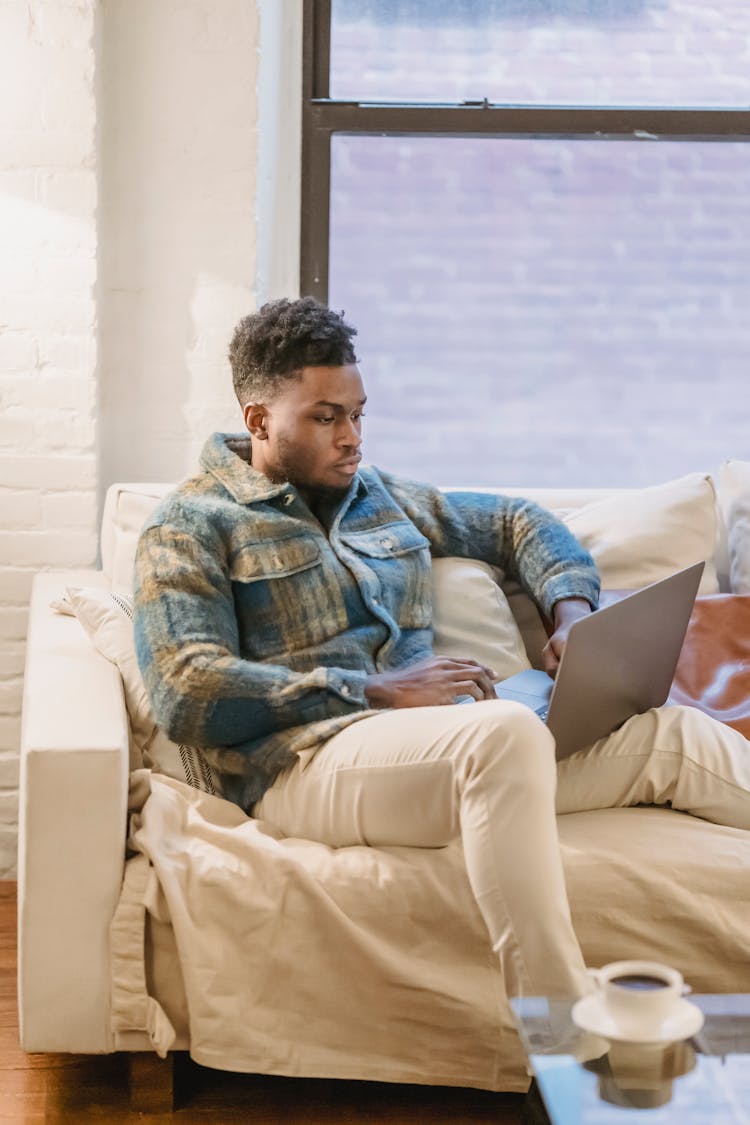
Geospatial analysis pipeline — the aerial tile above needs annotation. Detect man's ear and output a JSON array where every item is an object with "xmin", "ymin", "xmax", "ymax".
[{"xmin": 244, "ymin": 402, "xmax": 269, "ymax": 439}]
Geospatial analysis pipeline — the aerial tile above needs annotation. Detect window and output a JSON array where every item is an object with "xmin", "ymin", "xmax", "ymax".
[{"xmin": 301, "ymin": 1, "xmax": 750, "ymax": 487}]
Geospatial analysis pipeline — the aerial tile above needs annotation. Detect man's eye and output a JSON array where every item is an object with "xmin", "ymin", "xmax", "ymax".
[{"xmin": 315, "ymin": 416, "xmax": 335, "ymax": 424}]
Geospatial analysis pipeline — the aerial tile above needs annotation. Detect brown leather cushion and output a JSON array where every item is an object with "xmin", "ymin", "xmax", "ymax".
[{"xmin": 667, "ymin": 594, "xmax": 750, "ymax": 738}]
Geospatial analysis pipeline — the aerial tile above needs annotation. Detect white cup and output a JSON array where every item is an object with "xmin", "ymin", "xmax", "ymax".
[
  {"xmin": 597, "ymin": 1039, "xmax": 697, "ymax": 1109},
  {"xmin": 589, "ymin": 960, "xmax": 685, "ymax": 1036}
]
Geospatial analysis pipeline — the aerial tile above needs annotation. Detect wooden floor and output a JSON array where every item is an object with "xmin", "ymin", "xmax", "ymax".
[{"xmin": 0, "ymin": 883, "xmax": 524, "ymax": 1124}]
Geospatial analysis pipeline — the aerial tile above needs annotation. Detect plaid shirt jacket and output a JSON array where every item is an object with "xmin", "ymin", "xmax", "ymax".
[{"xmin": 134, "ymin": 433, "xmax": 600, "ymax": 811}]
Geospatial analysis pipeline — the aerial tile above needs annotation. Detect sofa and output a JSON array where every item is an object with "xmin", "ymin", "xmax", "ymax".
[{"xmin": 17, "ymin": 461, "xmax": 750, "ymax": 1103}]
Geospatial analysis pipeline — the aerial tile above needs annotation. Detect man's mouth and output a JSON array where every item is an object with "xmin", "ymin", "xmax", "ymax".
[{"xmin": 333, "ymin": 455, "xmax": 362, "ymax": 472}]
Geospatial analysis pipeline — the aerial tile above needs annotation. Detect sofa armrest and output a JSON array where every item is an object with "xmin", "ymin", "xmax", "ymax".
[{"xmin": 18, "ymin": 570, "xmax": 130, "ymax": 1053}]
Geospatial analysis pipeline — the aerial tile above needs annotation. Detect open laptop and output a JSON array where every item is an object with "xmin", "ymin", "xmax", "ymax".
[{"xmin": 491, "ymin": 561, "xmax": 705, "ymax": 760}]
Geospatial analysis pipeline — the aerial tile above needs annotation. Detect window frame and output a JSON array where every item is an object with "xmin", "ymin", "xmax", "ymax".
[{"xmin": 300, "ymin": 0, "xmax": 750, "ymax": 301}]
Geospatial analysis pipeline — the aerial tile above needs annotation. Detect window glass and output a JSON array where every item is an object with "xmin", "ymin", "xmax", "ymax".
[
  {"xmin": 328, "ymin": 134, "xmax": 750, "ymax": 487},
  {"xmin": 331, "ymin": 0, "xmax": 750, "ymax": 107}
]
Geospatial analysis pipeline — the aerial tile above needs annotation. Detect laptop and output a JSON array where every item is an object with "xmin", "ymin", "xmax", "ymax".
[{"xmin": 491, "ymin": 561, "xmax": 705, "ymax": 760}]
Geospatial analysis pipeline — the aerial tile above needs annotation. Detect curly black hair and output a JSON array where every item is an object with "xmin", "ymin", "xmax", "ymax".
[{"xmin": 229, "ymin": 297, "xmax": 359, "ymax": 406}]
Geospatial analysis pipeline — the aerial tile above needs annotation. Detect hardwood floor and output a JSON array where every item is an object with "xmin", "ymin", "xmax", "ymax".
[{"xmin": 0, "ymin": 883, "xmax": 524, "ymax": 1124}]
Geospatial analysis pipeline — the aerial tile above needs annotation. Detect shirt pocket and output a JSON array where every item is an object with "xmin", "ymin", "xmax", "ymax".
[
  {"xmin": 229, "ymin": 535, "xmax": 346, "ymax": 658},
  {"xmin": 340, "ymin": 520, "xmax": 432, "ymax": 629}
]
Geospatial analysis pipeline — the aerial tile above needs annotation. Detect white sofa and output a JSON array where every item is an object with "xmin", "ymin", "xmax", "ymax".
[{"xmin": 17, "ymin": 464, "xmax": 750, "ymax": 1100}]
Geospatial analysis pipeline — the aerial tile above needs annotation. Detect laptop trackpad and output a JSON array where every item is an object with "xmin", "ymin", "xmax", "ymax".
[{"xmin": 494, "ymin": 669, "xmax": 553, "ymax": 713}]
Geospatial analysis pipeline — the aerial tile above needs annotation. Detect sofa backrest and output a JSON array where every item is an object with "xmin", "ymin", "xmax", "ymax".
[
  {"xmin": 101, "ymin": 470, "xmax": 737, "ymax": 668},
  {"xmin": 101, "ymin": 483, "xmax": 173, "ymax": 590},
  {"xmin": 101, "ymin": 470, "xmax": 730, "ymax": 594}
]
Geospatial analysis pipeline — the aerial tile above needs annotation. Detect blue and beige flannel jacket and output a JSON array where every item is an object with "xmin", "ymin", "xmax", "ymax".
[{"xmin": 134, "ymin": 432, "xmax": 600, "ymax": 811}]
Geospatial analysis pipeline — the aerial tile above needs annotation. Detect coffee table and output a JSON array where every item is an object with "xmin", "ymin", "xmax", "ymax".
[{"xmin": 511, "ymin": 993, "xmax": 750, "ymax": 1123}]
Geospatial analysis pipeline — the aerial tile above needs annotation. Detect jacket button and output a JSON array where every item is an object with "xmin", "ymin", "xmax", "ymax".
[
  {"xmin": 340, "ymin": 684, "xmax": 351, "ymax": 697},
  {"xmin": 283, "ymin": 493, "xmax": 294, "ymax": 506},
  {"xmin": 272, "ymin": 555, "xmax": 282, "ymax": 568},
  {"xmin": 382, "ymin": 537, "xmax": 394, "ymax": 549}
]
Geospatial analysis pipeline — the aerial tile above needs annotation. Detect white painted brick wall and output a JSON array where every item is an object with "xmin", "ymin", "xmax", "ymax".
[
  {"xmin": 1, "ymin": 0, "xmax": 264, "ymax": 878},
  {"xmin": 98, "ymin": 0, "xmax": 259, "ymax": 487},
  {"xmin": 0, "ymin": 0, "xmax": 99, "ymax": 877}
]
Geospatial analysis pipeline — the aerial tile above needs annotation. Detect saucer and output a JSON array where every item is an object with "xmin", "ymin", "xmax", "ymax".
[{"xmin": 571, "ymin": 993, "xmax": 705, "ymax": 1046}]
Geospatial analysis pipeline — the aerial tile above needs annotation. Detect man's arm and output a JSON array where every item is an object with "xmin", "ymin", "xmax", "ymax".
[
  {"xmin": 364, "ymin": 655, "xmax": 497, "ymax": 708},
  {"xmin": 134, "ymin": 523, "xmax": 370, "ymax": 748},
  {"xmin": 378, "ymin": 469, "xmax": 601, "ymax": 622},
  {"xmin": 542, "ymin": 596, "xmax": 593, "ymax": 676}
]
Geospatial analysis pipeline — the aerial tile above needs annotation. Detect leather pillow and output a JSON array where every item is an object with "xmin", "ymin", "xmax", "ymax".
[{"xmin": 668, "ymin": 594, "xmax": 750, "ymax": 739}]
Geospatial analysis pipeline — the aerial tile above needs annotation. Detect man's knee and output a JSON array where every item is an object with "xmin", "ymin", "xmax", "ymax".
[
  {"xmin": 456, "ymin": 699, "xmax": 557, "ymax": 789},
  {"xmin": 636, "ymin": 703, "xmax": 717, "ymax": 748}
]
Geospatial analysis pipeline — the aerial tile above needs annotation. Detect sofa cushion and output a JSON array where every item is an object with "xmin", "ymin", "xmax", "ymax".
[
  {"xmin": 562, "ymin": 472, "xmax": 718, "ymax": 592},
  {"xmin": 65, "ymin": 586, "xmax": 221, "ymax": 795},
  {"xmin": 668, "ymin": 594, "xmax": 750, "ymax": 738},
  {"xmin": 102, "ymin": 472, "xmax": 720, "ymax": 670},
  {"xmin": 506, "ymin": 472, "xmax": 721, "ymax": 667},
  {"xmin": 430, "ymin": 558, "xmax": 531, "ymax": 679},
  {"xmin": 718, "ymin": 459, "xmax": 750, "ymax": 595},
  {"xmin": 101, "ymin": 484, "xmax": 170, "ymax": 590}
]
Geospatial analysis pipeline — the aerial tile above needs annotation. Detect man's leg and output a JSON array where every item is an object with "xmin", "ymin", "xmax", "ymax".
[
  {"xmin": 556, "ymin": 705, "xmax": 750, "ymax": 828},
  {"xmin": 255, "ymin": 699, "xmax": 590, "ymax": 1002}
]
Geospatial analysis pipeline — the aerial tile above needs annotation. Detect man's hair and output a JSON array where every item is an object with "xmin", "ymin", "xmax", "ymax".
[{"xmin": 229, "ymin": 297, "xmax": 358, "ymax": 406}]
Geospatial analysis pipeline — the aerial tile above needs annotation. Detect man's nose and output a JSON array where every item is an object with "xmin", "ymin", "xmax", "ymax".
[{"xmin": 337, "ymin": 418, "xmax": 361, "ymax": 447}]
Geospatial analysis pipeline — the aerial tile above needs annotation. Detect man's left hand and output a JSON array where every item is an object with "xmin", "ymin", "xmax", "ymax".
[{"xmin": 542, "ymin": 597, "xmax": 594, "ymax": 677}]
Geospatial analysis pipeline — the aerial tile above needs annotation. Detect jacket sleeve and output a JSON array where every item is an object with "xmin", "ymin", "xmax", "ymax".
[
  {"xmin": 133, "ymin": 522, "xmax": 369, "ymax": 749},
  {"xmin": 378, "ymin": 470, "xmax": 600, "ymax": 620}
]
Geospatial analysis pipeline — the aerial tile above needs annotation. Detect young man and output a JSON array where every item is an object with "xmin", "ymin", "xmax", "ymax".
[{"xmin": 134, "ymin": 297, "xmax": 750, "ymax": 1004}]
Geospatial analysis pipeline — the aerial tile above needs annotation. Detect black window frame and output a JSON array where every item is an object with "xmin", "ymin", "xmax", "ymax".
[{"xmin": 300, "ymin": 0, "xmax": 750, "ymax": 301}]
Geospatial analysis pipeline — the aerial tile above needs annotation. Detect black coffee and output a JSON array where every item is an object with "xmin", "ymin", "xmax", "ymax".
[{"xmin": 611, "ymin": 974, "xmax": 668, "ymax": 991}]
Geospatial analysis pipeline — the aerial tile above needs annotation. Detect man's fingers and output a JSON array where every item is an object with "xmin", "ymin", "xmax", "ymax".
[
  {"xmin": 424, "ymin": 656, "xmax": 498, "ymax": 700},
  {"xmin": 454, "ymin": 679, "xmax": 483, "ymax": 702},
  {"xmin": 541, "ymin": 641, "xmax": 560, "ymax": 678},
  {"xmin": 451, "ymin": 664, "xmax": 496, "ymax": 700},
  {"xmin": 441, "ymin": 656, "xmax": 498, "ymax": 681}
]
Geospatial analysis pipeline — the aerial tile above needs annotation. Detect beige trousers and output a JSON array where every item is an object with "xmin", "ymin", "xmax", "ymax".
[{"xmin": 254, "ymin": 701, "xmax": 750, "ymax": 1002}]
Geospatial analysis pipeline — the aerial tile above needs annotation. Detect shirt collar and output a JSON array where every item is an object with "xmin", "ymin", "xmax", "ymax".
[{"xmin": 199, "ymin": 431, "xmax": 369, "ymax": 505}]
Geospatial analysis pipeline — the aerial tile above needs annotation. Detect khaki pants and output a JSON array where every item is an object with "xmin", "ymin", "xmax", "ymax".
[{"xmin": 254, "ymin": 701, "xmax": 750, "ymax": 1002}]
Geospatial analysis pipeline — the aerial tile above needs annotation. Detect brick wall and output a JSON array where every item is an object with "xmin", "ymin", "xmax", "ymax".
[
  {"xmin": 97, "ymin": 0, "xmax": 258, "ymax": 488},
  {"xmin": 0, "ymin": 0, "xmax": 100, "ymax": 875},
  {"xmin": 0, "ymin": 0, "xmax": 261, "ymax": 877}
]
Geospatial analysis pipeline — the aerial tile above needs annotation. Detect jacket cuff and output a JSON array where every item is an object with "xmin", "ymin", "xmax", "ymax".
[
  {"xmin": 328, "ymin": 669, "xmax": 369, "ymax": 709},
  {"xmin": 540, "ymin": 571, "xmax": 600, "ymax": 618}
]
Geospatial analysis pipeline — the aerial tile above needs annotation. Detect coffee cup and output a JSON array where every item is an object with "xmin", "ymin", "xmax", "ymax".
[
  {"xmin": 589, "ymin": 960, "xmax": 685, "ymax": 1036},
  {"xmin": 591, "ymin": 1039, "xmax": 696, "ymax": 1109}
]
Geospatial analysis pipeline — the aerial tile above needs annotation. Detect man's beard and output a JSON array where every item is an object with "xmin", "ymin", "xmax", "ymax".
[{"xmin": 270, "ymin": 437, "xmax": 351, "ymax": 502}]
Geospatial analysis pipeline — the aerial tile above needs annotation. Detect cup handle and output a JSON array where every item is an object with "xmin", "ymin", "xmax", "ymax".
[{"xmin": 586, "ymin": 966, "xmax": 604, "ymax": 989}]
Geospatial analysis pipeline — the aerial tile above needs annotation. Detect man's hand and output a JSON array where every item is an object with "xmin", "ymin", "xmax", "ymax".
[
  {"xmin": 364, "ymin": 656, "xmax": 497, "ymax": 709},
  {"xmin": 542, "ymin": 597, "xmax": 594, "ymax": 677}
]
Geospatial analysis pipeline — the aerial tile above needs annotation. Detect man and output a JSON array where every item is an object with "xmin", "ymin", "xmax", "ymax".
[{"xmin": 134, "ymin": 296, "xmax": 750, "ymax": 1005}]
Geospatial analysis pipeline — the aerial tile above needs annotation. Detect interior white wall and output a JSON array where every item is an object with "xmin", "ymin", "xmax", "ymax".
[
  {"xmin": 256, "ymin": 0, "xmax": 302, "ymax": 304},
  {"xmin": 0, "ymin": 0, "xmax": 100, "ymax": 876},
  {"xmin": 97, "ymin": 0, "xmax": 261, "ymax": 492},
  {"xmin": 1, "ymin": 0, "xmax": 302, "ymax": 876}
]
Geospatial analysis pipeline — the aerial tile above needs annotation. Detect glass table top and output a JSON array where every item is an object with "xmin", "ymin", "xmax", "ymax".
[{"xmin": 511, "ymin": 994, "xmax": 750, "ymax": 1124}]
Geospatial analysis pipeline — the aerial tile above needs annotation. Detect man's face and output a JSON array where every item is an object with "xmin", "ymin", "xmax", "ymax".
[{"xmin": 246, "ymin": 364, "xmax": 366, "ymax": 496}]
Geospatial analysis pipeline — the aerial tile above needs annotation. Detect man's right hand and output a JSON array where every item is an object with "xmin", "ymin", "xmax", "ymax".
[{"xmin": 364, "ymin": 656, "xmax": 497, "ymax": 709}]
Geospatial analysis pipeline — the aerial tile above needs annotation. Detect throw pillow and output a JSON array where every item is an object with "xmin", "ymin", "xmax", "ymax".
[
  {"xmin": 65, "ymin": 586, "xmax": 220, "ymax": 795},
  {"xmin": 718, "ymin": 459, "xmax": 750, "ymax": 595},
  {"xmin": 562, "ymin": 472, "xmax": 719, "ymax": 593},
  {"xmin": 668, "ymin": 594, "xmax": 750, "ymax": 739},
  {"xmin": 505, "ymin": 472, "xmax": 720, "ymax": 668},
  {"xmin": 431, "ymin": 558, "xmax": 531, "ymax": 680}
]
